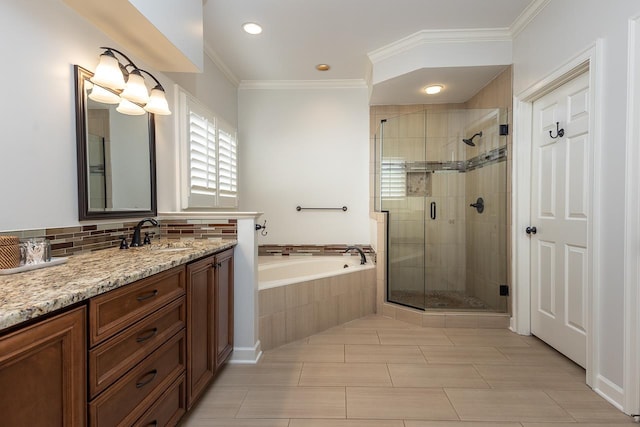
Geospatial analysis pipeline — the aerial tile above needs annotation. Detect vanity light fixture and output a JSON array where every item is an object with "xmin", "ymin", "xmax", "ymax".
[
  {"xmin": 89, "ymin": 47, "xmax": 171, "ymax": 115},
  {"xmin": 424, "ymin": 84, "xmax": 443, "ymax": 95},
  {"xmin": 242, "ymin": 22, "xmax": 263, "ymax": 35}
]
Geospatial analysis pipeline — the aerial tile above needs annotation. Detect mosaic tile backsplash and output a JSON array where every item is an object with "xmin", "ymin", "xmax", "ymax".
[
  {"xmin": 259, "ymin": 244, "xmax": 376, "ymax": 262},
  {"xmin": 1, "ymin": 219, "xmax": 238, "ymax": 258}
]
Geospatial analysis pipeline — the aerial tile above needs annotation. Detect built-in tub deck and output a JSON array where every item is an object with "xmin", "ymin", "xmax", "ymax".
[{"xmin": 257, "ymin": 255, "xmax": 376, "ymax": 350}]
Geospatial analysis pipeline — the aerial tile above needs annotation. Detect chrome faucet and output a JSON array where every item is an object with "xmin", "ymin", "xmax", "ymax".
[
  {"xmin": 345, "ymin": 246, "xmax": 367, "ymax": 265},
  {"xmin": 131, "ymin": 218, "xmax": 159, "ymax": 247}
]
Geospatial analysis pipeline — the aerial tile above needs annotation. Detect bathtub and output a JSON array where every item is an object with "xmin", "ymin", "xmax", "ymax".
[
  {"xmin": 258, "ymin": 255, "xmax": 377, "ymax": 350},
  {"xmin": 258, "ymin": 255, "xmax": 374, "ymax": 290}
]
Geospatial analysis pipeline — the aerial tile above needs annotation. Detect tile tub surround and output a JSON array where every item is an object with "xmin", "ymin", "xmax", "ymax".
[
  {"xmin": 0, "ymin": 239, "xmax": 236, "ymax": 331},
  {"xmin": 0, "ymin": 219, "xmax": 238, "ymax": 258},
  {"xmin": 259, "ymin": 266, "xmax": 377, "ymax": 350}
]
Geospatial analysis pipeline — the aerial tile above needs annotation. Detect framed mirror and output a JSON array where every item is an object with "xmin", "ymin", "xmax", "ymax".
[{"xmin": 74, "ymin": 65, "xmax": 157, "ymax": 220}]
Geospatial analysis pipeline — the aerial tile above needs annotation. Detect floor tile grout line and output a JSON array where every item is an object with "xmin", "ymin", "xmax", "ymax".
[
  {"xmin": 297, "ymin": 361, "xmax": 304, "ymax": 385},
  {"xmin": 542, "ymin": 388, "xmax": 580, "ymax": 422},
  {"xmin": 441, "ymin": 386, "xmax": 463, "ymax": 421},
  {"xmin": 385, "ymin": 362, "xmax": 395, "ymax": 387},
  {"xmin": 231, "ymin": 387, "xmax": 250, "ymax": 419}
]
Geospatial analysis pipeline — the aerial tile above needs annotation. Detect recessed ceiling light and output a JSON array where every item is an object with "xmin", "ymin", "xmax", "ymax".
[
  {"xmin": 425, "ymin": 84, "xmax": 443, "ymax": 95},
  {"xmin": 316, "ymin": 64, "xmax": 330, "ymax": 71},
  {"xmin": 242, "ymin": 22, "xmax": 262, "ymax": 35}
]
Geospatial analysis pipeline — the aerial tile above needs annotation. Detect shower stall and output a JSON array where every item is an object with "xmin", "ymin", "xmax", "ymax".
[{"xmin": 375, "ymin": 108, "xmax": 508, "ymax": 312}]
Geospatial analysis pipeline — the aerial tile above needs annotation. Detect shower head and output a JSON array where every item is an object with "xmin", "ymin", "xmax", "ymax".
[{"xmin": 462, "ymin": 131, "xmax": 483, "ymax": 147}]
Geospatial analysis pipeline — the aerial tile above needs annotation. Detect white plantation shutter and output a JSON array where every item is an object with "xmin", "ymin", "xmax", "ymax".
[
  {"xmin": 189, "ymin": 109, "xmax": 216, "ymax": 197},
  {"xmin": 381, "ymin": 159, "xmax": 406, "ymax": 198},
  {"xmin": 179, "ymin": 87, "xmax": 239, "ymax": 209},
  {"xmin": 217, "ymin": 120, "xmax": 238, "ymax": 207}
]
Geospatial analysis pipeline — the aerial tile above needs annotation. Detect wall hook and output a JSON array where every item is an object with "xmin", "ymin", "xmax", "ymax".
[
  {"xmin": 255, "ymin": 220, "xmax": 268, "ymax": 236},
  {"xmin": 549, "ymin": 122, "xmax": 565, "ymax": 139}
]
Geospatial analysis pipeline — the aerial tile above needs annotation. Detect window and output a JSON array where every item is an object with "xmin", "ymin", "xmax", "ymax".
[
  {"xmin": 381, "ymin": 159, "xmax": 406, "ymax": 199},
  {"xmin": 179, "ymin": 88, "xmax": 238, "ymax": 209}
]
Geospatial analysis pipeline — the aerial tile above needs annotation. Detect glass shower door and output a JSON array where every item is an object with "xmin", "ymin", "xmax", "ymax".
[
  {"xmin": 377, "ymin": 107, "xmax": 509, "ymax": 313},
  {"xmin": 380, "ymin": 111, "xmax": 428, "ymax": 310}
]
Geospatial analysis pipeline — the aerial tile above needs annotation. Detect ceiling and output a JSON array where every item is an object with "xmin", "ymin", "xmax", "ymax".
[{"xmin": 202, "ymin": 0, "xmax": 536, "ymax": 104}]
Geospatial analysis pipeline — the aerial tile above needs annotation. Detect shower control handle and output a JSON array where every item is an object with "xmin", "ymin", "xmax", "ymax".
[
  {"xmin": 469, "ymin": 197, "xmax": 484, "ymax": 214},
  {"xmin": 526, "ymin": 226, "xmax": 537, "ymax": 235}
]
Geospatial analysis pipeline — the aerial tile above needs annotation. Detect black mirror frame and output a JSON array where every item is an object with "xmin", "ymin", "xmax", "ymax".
[{"xmin": 74, "ymin": 65, "xmax": 157, "ymax": 221}]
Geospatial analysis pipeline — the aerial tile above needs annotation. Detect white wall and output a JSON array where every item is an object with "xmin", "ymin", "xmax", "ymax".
[
  {"xmin": 238, "ymin": 84, "xmax": 370, "ymax": 245},
  {"xmin": 513, "ymin": 0, "xmax": 640, "ymax": 406},
  {"xmin": 0, "ymin": 0, "xmax": 237, "ymax": 231}
]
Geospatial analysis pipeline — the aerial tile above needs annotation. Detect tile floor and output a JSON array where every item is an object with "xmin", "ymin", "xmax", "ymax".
[{"xmin": 180, "ymin": 315, "xmax": 637, "ymax": 426}]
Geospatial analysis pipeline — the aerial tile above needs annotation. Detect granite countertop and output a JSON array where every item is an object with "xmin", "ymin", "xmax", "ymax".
[{"xmin": 0, "ymin": 239, "xmax": 236, "ymax": 332}]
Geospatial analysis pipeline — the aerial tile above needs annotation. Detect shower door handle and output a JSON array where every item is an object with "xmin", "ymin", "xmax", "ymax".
[{"xmin": 430, "ymin": 202, "xmax": 436, "ymax": 220}]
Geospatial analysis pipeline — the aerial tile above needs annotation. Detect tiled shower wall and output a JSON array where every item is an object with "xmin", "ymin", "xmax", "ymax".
[
  {"xmin": 464, "ymin": 67, "xmax": 512, "ymax": 312},
  {"xmin": 0, "ymin": 218, "xmax": 238, "ymax": 257}
]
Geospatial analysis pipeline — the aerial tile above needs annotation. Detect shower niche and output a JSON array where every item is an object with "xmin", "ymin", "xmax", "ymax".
[{"xmin": 375, "ymin": 108, "xmax": 508, "ymax": 313}]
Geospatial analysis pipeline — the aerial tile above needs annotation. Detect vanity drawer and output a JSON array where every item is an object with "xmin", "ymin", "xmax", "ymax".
[
  {"xmin": 89, "ymin": 297, "xmax": 185, "ymax": 398},
  {"xmin": 89, "ymin": 329, "xmax": 185, "ymax": 427},
  {"xmin": 90, "ymin": 266, "xmax": 185, "ymax": 346},
  {"xmin": 132, "ymin": 374, "xmax": 186, "ymax": 427}
]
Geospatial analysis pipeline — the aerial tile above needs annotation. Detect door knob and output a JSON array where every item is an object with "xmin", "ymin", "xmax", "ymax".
[{"xmin": 526, "ymin": 226, "xmax": 537, "ymax": 235}]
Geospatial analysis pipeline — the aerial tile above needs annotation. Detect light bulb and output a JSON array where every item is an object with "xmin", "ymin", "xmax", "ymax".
[
  {"xmin": 91, "ymin": 50, "xmax": 126, "ymax": 90},
  {"xmin": 88, "ymin": 85, "xmax": 121, "ymax": 104},
  {"xmin": 144, "ymin": 87, "xmax": 171, "ymax": 115},
  {"xmin": 120, "ymin": 70, "xmax": 150, "ymax": 104},
  {"xmin": 116, "ymin": 98, "xmax": 146, "ymax": 115}
]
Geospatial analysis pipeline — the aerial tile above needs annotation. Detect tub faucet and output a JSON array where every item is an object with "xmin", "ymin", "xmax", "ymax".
[
  {"xmin": 131, "ymin": 218, "xmax": 159, "ymax": 247},
  {"xmin": 345, "ymin": 246, "xmax": 367, "ymax": 265}
]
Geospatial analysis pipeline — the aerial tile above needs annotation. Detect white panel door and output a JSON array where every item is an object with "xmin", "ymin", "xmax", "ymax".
[{"xmin": 530, "ymin": 72, "xmax": 590, "ymax": 368}]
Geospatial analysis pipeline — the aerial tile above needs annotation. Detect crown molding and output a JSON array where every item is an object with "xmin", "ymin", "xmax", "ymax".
[
  {"xmin": 238, "ymin": 79, "xmax": 368, "ymax": 90},
  {"xmin": 368, "ymin": 28, "xmax": 512, "ymax": 64},
  {"xmin": 510, "ymin": 0, "xmax": 551, "ymax": 38},
  {"xmin": 204, "ymin": 42, "xmax": 240, "ymax": 87}
]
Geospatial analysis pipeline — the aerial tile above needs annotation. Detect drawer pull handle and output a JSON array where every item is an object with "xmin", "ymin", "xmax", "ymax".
[
  {"xmin": 136, "ymin": 289, "xmax": 159, "ymax": 302},
  {"xmin": 136, "ymin": 369, "xmax": 158, "ymax": 388},
  {"xmin": 136, "ymin": 327, "xmax": 158, "ymax": 343}
]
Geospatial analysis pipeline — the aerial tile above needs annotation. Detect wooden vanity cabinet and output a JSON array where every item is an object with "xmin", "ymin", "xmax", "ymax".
[
  {"xmin": 0, "ymin": 245, "xmax": 234, "ymax": 426},
  {"xmin": 0, "ymin": 306, "xmax": 87, "ymax": 427},
  {"xmin": 186, "ymin": 248, "xmax": 234, "ymax": 408},
  {"xmin": 88, "ymin": 265, "xmax": 187, "ymax": 427},
  {"xmin": 214, "ymin": 248, "xmax": 234, "ymax": 370}
]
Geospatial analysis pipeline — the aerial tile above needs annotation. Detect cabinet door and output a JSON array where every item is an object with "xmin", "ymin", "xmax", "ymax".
[
  {"xmin": 214, "ymin": 248, "xmax": 234, "ymax": 369},
  {"xmin": 186, "ymin": 255, "xmax": 215, "ymax": 408},
  {"xmin": 0, "ymin": 306, "xmax": 86, "ymax": 427}
]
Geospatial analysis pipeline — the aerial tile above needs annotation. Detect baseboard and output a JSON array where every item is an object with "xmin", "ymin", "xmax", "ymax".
[
  {"xmin": 594, "ymin": 374, "xmax": 625, "ymax": 411},
  {"xmin": 228, "ymin": 340, "xmax": 262, "ymax": 364}
]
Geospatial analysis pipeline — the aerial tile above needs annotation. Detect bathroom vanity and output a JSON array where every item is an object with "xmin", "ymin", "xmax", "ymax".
[{"xmin": 0, "ymin": 239, "xmax": 235, "ymax": 426}]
